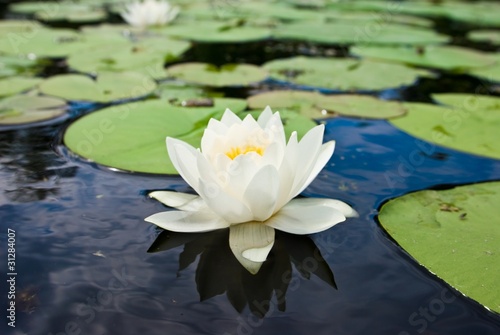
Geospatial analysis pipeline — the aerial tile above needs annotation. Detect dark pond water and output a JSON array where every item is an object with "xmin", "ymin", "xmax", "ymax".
[
  {"xmin": 1, "ymin": 112, "xmax": 500, "ymax": 335},
  {"xmin": 2, "ymin": 1, "xmax": 500, "ymax": 335}
]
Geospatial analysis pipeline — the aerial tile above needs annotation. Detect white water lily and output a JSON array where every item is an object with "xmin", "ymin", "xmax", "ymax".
[
  {"xmin": 121, "ymin": 0, "xmax": 179, "ymax": 28},
  {"xmin": 145, "ymin": 106, "xmax": 357, "ymax": 274}
]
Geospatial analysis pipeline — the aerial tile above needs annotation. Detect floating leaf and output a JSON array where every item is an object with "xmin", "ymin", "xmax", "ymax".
[
  {"xmin": 351, "ymin": 45, "xmax": 497, "ymax": 71},
  {"xmin": 63, "ymin": 98, "xmax": 247, "ymax": 174},
  {"xmin": 273, "ymin": 21, "xmax": 448, "ymax": 45},
  {"xmin": 0, "ymin": 55, "xmax": 39, "ymax": 78},
  {"xmin": 67, "ymin": 36, "xmax": 190, "ymax": 77},
  {"xmin": 167, "ymin": 63, "xmax": 268, "ymax": 87},
  {"xmin": 390, "ymin": 98, "xmax": 500, "ymax": 159},
  {"xmin": 264, "ymin": 56, "xmax": 432, "ymax": 91},
  {"xmin": 0, "ymin": 95, "xmax": 66, "ymax": 125},
  {"xmin": 159, "ymin": 21, "xmax": 271, "ymax": 43},
  {"xmin": 379, "ymin": 181, "xmax": 500, "ymax": 314},
  {"xmin": 39, "ymin": 72, "xmax": 157, "ymax": 103},
  {"xmin": 34, "ymin": 4, "xmax": 108, "ymax": 23},
  {"xmin": 467, "ymin": 30, "xmax": 500, "ymax": 45},
  {"xmin": 0, "ymin": 77, "xmax": 42, "ymax": 97},
  {"xmin": 317, "ymin": 95, "xmax": 407, "ymax": 119},
  {"xmin": 0, "ymin": 27, "xmax": 125, "ymax": 58},
  {"xmin": 468, "ymin": 54, "xmax": 500, "ymax": 83}
]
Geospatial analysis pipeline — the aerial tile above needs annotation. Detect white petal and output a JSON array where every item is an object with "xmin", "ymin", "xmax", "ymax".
[
  {"xmin": 257, "ymin": 106, "xmax": 273, "ymax": 127},
  {"xmin": 291, "ymin": 140, "xmax": 335, "ymax": 198},
  {"xmin": 148, "ymin": 191, "xmax": 208, "ymax": 212},
  {"xmin": 242, "ymin": 165, "xmax": 280, "ymax": 221},
  {"xmin": 265, "ymin": 199, "xmax": 346, "ymax": 235},
  {"xmin": 282, "ymin": 197, "xmax": 358, "ymax": 218},
  {"xmin": 220, "ymin": 108, "xmax": 242, "ymax": 127},
  {"xmin": 229, "ymin": 222, "xmax": 275, "ymax": 274},
  {"xmin": 167, "ymin": 137, "xmax": 201, "ymax": 192},
  {"xmin": 198, "ymin": 178, "xmax": 253, "ymax": 224},
  {"xmin": 145, "ymin": 210, "xmax": 229, "ymax": 232}
]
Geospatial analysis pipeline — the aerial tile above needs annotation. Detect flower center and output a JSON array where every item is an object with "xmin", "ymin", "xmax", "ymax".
[{"xmin": 225, "ymin": 145, "xmax": 265, "ymax": 160}]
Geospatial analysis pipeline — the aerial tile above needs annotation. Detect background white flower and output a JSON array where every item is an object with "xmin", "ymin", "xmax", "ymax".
[
  {"xmin": 121, "ymin": 0, "xmax": 180, "ymax": 28},
  {"xmin": 146, "ymin": 106, "xmax": 357, "ymax": 273}
]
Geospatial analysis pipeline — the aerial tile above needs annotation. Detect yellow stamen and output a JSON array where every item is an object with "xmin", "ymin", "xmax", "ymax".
[{"xmin": 226, "ymin": 145, "xmax": 264, "ymax": 160}]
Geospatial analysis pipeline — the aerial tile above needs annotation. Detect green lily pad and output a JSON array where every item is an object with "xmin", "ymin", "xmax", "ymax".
[
  {"xmin": 167, "ymin": 63, "xmax": 268, "ymax": 87},
  {"xmin": 63, "ymin": 98, "xmax": 247, "ymax": 174},
  {"xmin": 35, "ymin": 4, "xmax": 107, "ymax": 23},
  {"xmin": 248, "ymin": 91, "xmax": 407, "ymax": 119},
  {"xmin": 0, "ymin": 77, "xmax": 42, "ymax": 97},
  {"xmin": 264, "ymin": 56, "xmax": 432, "ymax": 91},
  {"xmin": 273, "ymin": 21, "xmax": 448, "ymax": 45},
  {"xmin": 468, "ymin": 54, "xmax": 500, "ymax": 83},
  {"xmin": 39, "ymin": 72, "xmax": 157, "ymax": 103},
  {"xmin": 0, "ymin": 25, "xmax": 127, "ymax": 58},
  {"xmin": 156, "ymin": 82, "xmax": 214, "ymax": 101},
  {"xmin": 0, "ymin": 94, "xmax": 66, "ymax": 125},
  {"xmin": 467, "ymin": 30, "xmax": 500, "ymax": 45},
  {"xmin": 0, "ymin": 55, "xmax": 40, "ymax": 78},
  {"xmin": 67, "ymin": 36, "xmax": 190, "ymax": 77},
  {"xmin": 351, "ymin": 45, "xmax": 497, "ymax": 71},
  {"xmin": 390, "ymin": 98, "xmax": 500, "ymax": 159},
  {"xmin": 317, "ymin": 95, "xmax": 407, "ymax": 119},
  {"xmin": 379, "ymin": 181, "xmax": 500, "ymax": 314},
  {"xmin": 159, "ymin": 20, "xmax": 271, "ymax": 43}
]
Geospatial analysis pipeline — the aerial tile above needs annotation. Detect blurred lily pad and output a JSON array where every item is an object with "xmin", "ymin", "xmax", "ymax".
[
  {"xmin": 0, "ymin": 27, "xmax": 125, "ymax": 58},
  {"xmin": 167, "ymin": 63, "xmax": 268, "ymax": 87},
  {"xmin": 248, "ymin": 90, "xmax": 407, "ymax": 119},
  {"xmin": 67, "ymin": 36, "xmax": 190, "ymax": 77},
  {"xmin": 0, "ymin": 55, "xmax": 40, "ymax": 78},
  {"xmin": 317, "ymin": 95, "xmax": 407, "ymax": 119},
  {"xmin": 0, "ymin": 95, "xmax": 66, "ymax": 125},
  {"xmin": 273, "ymin": 21, "xmax": 448, "ymax": 45},
  {"xmin": 467, "ymin": 30, "xmax": 500, "ymax": 45},
  {"xmin": 351, "ymin": 45, "xmax": 497, "ymax": 71},
  {"xmin": 39, "ymin": 72, "xmax": 157, "ymax": 103},
  {"xmin": 0, "ymin": 77, "xmax": 42, "ymax": 97},
  {"xmin": 379, "ymin": 181, "xmax": 500, "ymax": 314},
  {"xmin": 264, "ymin": 56, "xmax": 432, "ymax": 91},
  {"xmin": 63, "ymin": 98, "xmax": 247, "ymax": 174},
  {"xmin": 390, "ymin": 98, "xmax": 500, "ymax": 159},
  {"xmin": 159, "ymin": 20, "xmax": 271, "ymax": 43},
  {"xmin": 468, "ymin": 54, "xmax": 500, "ymax": 83},
  {"xmin": 34, "ymin": 4, "xmax": 107, "ymax": 23}
]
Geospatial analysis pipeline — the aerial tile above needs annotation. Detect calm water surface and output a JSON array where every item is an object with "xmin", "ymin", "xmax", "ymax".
[{"xmin": 1, "ymin": 112, "xmax": 499, "ymax": 335}]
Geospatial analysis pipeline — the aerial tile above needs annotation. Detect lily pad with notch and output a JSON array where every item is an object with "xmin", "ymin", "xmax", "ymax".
[
  {"xmin": 379, "ymin": 181, "xmax": 500, "ymax": 314},
  {"xmin": 63, "ymin": 97, "xmax": 247, "ymax": 174}
]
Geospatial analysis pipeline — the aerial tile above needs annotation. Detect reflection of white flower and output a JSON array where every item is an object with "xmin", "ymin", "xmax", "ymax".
[
  {"xmin": 121, "ymin": 0, "xmax": 179, "ymax": 28},
  {"xmin": 146, "ymin": 106, "xmax": 357, "ymax": 274}
]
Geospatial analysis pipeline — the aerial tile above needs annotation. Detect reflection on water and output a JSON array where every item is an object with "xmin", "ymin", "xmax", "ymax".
[
  {"xmin": 1, "ymin": 116, "xmax": 500, "ymax": 335},
  {"xmin": 148, "ymin": 229, "xmax": 336, "ymax": 317}
]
